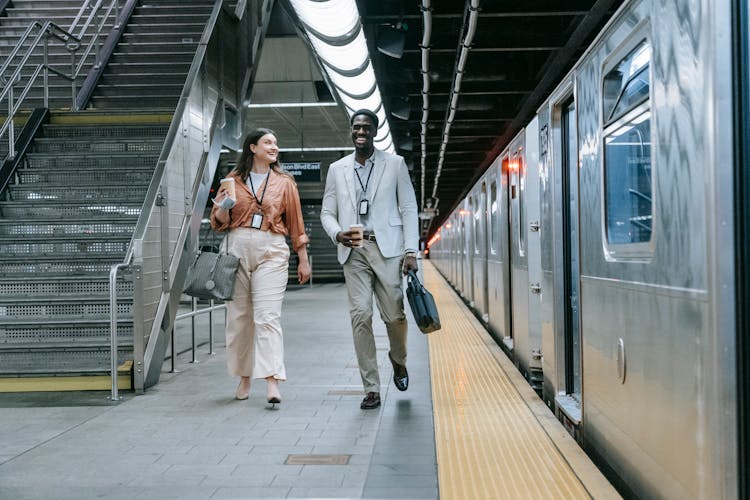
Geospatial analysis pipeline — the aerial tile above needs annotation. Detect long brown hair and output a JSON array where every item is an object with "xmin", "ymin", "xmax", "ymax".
[{"xmin": 234, "ymin": 128, "xmax": 292, "ymax": 180}]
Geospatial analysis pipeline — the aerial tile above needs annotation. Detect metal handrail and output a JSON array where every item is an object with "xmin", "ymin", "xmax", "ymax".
[{"xmin": 0, "ymin": 0, "xmax": 121, "ymax": 159}]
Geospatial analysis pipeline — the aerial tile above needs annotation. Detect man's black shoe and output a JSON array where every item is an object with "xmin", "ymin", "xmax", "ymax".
[
  {"xmin": 388, "ymin": 352, "xmax": 409, "ymax": 391},
  {"xmin": 360, "ymin": 391, "xmax": 381, "ymax": 409}
]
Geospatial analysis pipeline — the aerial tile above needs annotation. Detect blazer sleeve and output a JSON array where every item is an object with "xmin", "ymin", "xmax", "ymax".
[
  {"xmin": 396, "ymin": 156, "xmax": 419, "ymax": 253},
  {"xmin": 320, "ymin": 164, "xmax": 341, "ymax": 244}
]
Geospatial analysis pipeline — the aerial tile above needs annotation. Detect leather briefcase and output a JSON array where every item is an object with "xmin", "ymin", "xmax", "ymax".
[{"xmin": 406, "ymin": 270, "xmax": 441, "ymax": 334}]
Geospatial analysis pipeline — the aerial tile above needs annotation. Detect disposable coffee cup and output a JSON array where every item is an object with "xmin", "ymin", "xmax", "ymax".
[
  {"xmin": 349, "ymin": 224, "xmax": 364, "ymax": 247},
  {"xmin": 219, "ymin": 177, "xmax": 236, "ymax": 200}
]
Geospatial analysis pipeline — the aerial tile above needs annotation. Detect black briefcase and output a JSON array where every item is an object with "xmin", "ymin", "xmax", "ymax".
[{"xmin": 406, "ymin": 270, "xmax": 441, "ymax": 334}]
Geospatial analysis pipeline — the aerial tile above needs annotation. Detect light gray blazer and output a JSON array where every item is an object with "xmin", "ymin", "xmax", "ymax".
[{"xmin": 321, "ymin": 149, "xmax": 419, "ymax": 264}]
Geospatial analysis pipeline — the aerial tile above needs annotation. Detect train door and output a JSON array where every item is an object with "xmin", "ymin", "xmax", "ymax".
[
  {"xmin": 463, "ymin": 198, "xmax": 474, "ymax": 305},
  {"xmin": 561, "ymin": 98, "xmax": 582, "ymax": 404},
  {"xmin": 508, "ymin": 135, "xmax": 528, "ymax": 355},
  {"xmin": 473, "ymin": 182, "xmax": 489, "ymax": 322},
  {"xmin": 487, "ymin": 157, "xmax": 511, "ymax": 341},
  {"xmin": 524, "ymin": 118, "xmax": 543, "ymax": 387}
]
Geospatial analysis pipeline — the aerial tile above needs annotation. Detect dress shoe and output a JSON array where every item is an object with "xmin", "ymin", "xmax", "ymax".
[
  {"xmin": 360, "ymin": 391, "xmax": 381, "ymax": 409},
  {"xmin": 388, "ymin": 352, "xmax": 409, "ymax": 391}
]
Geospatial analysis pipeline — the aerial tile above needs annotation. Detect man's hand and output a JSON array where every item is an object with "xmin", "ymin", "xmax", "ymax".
[
  {"xmin": 336, "ymin": 229, "xmax": 363, "ymax": 248},
  {"xmin": 402, "ymin": 254, "xmax": 418, "ymax": 275}
]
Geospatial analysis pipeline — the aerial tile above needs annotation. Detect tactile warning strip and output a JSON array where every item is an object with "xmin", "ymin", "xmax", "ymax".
[{"xmin": 423, "ymin": 262, "xmax": 613, "ymax": 500}]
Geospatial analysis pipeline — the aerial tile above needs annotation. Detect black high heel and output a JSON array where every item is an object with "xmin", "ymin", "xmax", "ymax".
[{"xmin": 267, "ymin": 396, "xmax": 281, "ymax": 409}]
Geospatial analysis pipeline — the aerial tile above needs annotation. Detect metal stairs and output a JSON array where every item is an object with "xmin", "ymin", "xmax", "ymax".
[
  {"xmin": 90, "ymin": 0, "xmax": 214, "ymax": 109},
  {"xmin": 0, "ymin": 0, "xmax": 115, "ymax": 110},
  {"xmin": 0, "ymin": 111, "xmax": 168, "ymax": 382}
]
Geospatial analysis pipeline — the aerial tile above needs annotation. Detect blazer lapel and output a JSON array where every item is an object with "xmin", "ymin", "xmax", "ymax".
[
  {"xmin": 343, "ymin": 155, "xmax": 358, "ymax": 212},
  {"xmin": 369, "ymin": 150, "xmax": 386, "ymax": 199}
]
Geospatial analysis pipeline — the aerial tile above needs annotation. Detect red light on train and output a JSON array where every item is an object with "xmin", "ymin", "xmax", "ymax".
[
  {"xmin": 458, "ymin": 209, "xmax": 471, "ymax": 216},
  {"xmin": 445, "ymin": 223, "xmax": 452, "ymax": 229},
  {"xmin": 427, "ymin": 233, "xmax": 441, "ymax": 246}
]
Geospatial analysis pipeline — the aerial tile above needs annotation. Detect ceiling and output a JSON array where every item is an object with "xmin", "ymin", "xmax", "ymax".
[
  {"xmin": 355, "ymin": 0, "xmax": 625, "ymax": 235},
  {"xmin": 257, "ymin": 0, "xmax": 624, "ymax": 238}
]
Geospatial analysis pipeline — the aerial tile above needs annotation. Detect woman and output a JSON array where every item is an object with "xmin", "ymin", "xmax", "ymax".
[{"xmin": 211, "ymin": 128, "xmax": 311, "ymax": 407}]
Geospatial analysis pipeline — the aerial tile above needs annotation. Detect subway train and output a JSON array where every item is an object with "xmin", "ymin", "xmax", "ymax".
[{"xmin": 428, "ymin": 0, "xmax": 747, "ymax": 498}]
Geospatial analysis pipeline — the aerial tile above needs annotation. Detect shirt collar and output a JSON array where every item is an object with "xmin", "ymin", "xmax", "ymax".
[{"xmin": 354, "ymin": 151, "xmax": 375, "ymax": 169}]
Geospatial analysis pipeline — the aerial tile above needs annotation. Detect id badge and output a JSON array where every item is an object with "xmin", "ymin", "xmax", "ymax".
[
  {"xmin": 250, "ymin": 212, "xmax": 263, "ymax": 229},
  {"xmin": 358, "ymin": 199, "xmax": 369, "ymax": 216}
]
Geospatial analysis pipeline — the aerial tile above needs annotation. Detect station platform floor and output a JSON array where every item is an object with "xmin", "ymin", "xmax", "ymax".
[{"xmin": 0, "ymin": 262, "xmax": 619, "ymax": 500}]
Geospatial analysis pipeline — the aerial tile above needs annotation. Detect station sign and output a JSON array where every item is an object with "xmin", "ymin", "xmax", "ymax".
[{"xmin": 284, "ymin": 162, "xmax": 321, "ymax": 182}]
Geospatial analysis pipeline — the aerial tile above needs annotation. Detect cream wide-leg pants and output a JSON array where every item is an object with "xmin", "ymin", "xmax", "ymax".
[{"xmin": 224, "ymin": 228, "xmax": 290, "ymax": 380}]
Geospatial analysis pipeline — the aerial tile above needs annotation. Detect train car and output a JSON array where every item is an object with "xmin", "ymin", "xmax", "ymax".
[{"xmin": 429, "ymin": 0, "xmax": 740, "ymax": 497}]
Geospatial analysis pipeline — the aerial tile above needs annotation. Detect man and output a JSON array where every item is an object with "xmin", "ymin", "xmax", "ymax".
[{"xmin": 321, "ymin": 109, "xmax": 419, "ymax": 409}]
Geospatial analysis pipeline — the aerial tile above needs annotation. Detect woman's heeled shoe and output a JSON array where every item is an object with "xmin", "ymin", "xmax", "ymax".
[
  {"xmin": 235, "ymin": 378, "xmax": 250, "ymax": 400},
  {"xmin": 266, "ymin": 377, "xmax": 281, "ymax": 408}
]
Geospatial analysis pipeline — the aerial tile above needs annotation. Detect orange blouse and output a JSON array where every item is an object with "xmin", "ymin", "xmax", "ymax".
[{"xmin": 210, "ymin": 169, "xmax": 309, "ymax": 252}]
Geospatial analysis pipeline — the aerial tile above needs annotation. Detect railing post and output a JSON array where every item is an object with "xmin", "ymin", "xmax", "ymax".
[
  {"xmin": 208, "ymin": 299, "xmax": 215, "ymax": 355},
  {"xmin": 190, "ymin": 297, "xmax": 199, "ymax": 363},
  {"xmin": 108, "ymin": 263, "xmax": 128, "ymax": 401},
  {"xmin": 7, "ymin": 85, "xmax": 14, "ymax": 159}
]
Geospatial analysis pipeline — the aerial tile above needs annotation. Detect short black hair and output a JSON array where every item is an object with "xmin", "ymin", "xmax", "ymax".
[{"xmin": 350, "ymin": 109, "xmax": 379, "ymax": 129}]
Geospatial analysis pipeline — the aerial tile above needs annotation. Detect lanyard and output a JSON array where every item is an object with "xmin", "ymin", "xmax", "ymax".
[
  {"xmin": 247, "ymin": 171, "xmax": 270, "ymax": 207},
  {"xmin": 354, "ymin": 160, "xmax": 374, "ymax": 196}
]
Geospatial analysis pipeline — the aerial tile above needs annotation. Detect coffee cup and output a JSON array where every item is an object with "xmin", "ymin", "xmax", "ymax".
[
  {"xmin": 349, "ymin": 223, "xmax": 364, "ymax": 247},
  {"xmin": 219, "ymin": 177, "xmax": 236, "ymax": 200}
]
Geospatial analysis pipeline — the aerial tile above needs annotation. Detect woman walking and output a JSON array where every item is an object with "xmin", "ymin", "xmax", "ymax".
[{"xmin": 211, "ymin": 128, "xmax": 310, "ymax": 407}]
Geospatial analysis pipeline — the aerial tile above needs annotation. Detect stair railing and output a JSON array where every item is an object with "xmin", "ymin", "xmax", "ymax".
[{"xmin": 0, "ymin": 0, "xmax": 122, "ymax": 160}]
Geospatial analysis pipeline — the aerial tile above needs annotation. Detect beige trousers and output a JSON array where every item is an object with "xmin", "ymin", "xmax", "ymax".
[
  {"xmin": 343, "ymin": 240, "xmax": 407, "ymax": 393},
  {"xmin": 224, "ymin": 228, "xmax": 290, "ymax": 380}
]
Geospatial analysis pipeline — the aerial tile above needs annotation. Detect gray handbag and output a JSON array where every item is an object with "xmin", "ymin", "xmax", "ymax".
[{"xmin": 183, "ymin": 231, "xmax": 239, "ymax": 301}]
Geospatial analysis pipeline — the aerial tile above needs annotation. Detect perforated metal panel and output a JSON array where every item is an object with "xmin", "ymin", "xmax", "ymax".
[
  {"xmin": 32, "ymin": 140, "xmax": 163, "ymax": 154},
  {"xmin": 0, "ymin": 204, "xmax": 142, "ymax": 218},
  {"xmin": 0, "ymin": 222, "xmax": 136, "ymax": 236},
  {"xmin": 9, "ymin": 186, "xmax": 145, "ymax": 202},
  {"xmin": 25, "ymin": 155, "xmax": 157, "ymax": 169}
]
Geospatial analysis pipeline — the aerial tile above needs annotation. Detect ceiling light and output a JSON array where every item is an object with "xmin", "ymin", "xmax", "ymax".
[{"xmin": 289, "ymin": 0, "xmax": 394, "ymax": 153}]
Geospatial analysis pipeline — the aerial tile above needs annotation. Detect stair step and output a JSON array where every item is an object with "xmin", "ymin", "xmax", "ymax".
[
  {"xmin": 0, "ymin": 219, "xmax": 136, "ymax": 237},
  {"xmin": 111, "ymin": 41, "xmax": 199, "ymax": 54},
  {"xmin": 0, "ymin": 276, "xmax": 133, "ymax": 296},
  {"xmin": 0, "ymin": 201, "xmax": 142, "ymax": 218},
  {"xmin": 23, "ymin": 154, "xmax": 158, "ymax": 169},
  {"xmin": 128, "ymin": 13, "xmax": 212, "ymax": 23},
  {"xmin": 108, "ymin": 51, "xmax": 195, "ymax": 64},
  {"xmin": 0, "ymin": 238, "xmax": 131, "ymax": 256},
  {"xmin": 99, "ymin": 73, "xmax": 187, "ymax": 85},
  {"xmin": 31, "ymin": 137, "xmax": 163, "ymax": 154},
  {"xmin": 6, "ymin": 184, "xmax": 148, "ymax": 202},
  {"xmin": 16, "ymin": 167, "xmax": 154, "ymax": 185},
  {"xmin": 94, "ymin": 83, "xmax": 184, "ymax": 98},
  {"xmin": 99, "ymin": 60, "xmax": 191, "ymax": 74},
  {"xmin": 89, "ymin": 96, "xmax": 180, "ymax": 109},
  {"xmin": 0, "ymin": 299, "xmax": 133, "ymax": 321},
  {"xmin": 120, "ymin": 32, "xmax": 206, "ymax": 43},
  {"xmin": 123, "ymin": 23, "xmax": 207, "ymax": 35},
  {"xmin": 41, "ymin": 124, "xmax": 169, "ymax": 138},
  {"xmin": 0, "ymin": 257, "xmax": 129, "ymax": 277},
  {"xmin": 0, "ymin": 346, "xmax": 133, "ymax": 376}
]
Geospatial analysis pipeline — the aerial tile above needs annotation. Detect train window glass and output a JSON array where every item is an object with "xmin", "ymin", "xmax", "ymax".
[
  {"xmin": 490, "ymin": 180, "xmax": 498, "ymax": 255},
  {"xmin": 604, "ymin": 108, "xmax": 652, "ymax": 244},
  {"xmin": 473, "ymin": 196, "xmax": 480, "ymax": 255},
  {"xmin": 603, "ymin": 40, "xmax": 650, "ymax": 125},
  {"xmin": 517, "ymin": 151, "xmax": 526, "ymax": 256}
]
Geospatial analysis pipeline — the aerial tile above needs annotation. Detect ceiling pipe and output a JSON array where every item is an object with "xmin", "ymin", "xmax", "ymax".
[
  {"xmin": 419, "ymin": 0, "xmax": 432, "ymax": 209},
  {"xmin": 431, "ymin": 0, "xmax": 479, "ymax": 206}
]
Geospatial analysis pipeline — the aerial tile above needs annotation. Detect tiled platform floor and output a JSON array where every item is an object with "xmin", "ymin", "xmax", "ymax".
[{"xmin": 0, "ymin": 281, "xmax": 436, "ymax": 500}]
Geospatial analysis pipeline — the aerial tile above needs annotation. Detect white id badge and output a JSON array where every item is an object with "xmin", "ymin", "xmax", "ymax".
[
  {"xmin": 358, "ymin": 199, "xmax": 369, "ymax": 215},
  {"xmin": 250, "ymin": 212, "xmax": 263, "ymax": 229}
]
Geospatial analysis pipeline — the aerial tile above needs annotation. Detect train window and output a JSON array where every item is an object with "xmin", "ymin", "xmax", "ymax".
[
  {"xmin": 490, "ymin": 180, "xmax": 498, "ymax": 255},
  {"xmin": 603, "ymin": 39, "xmax": 653, "ymax": 249},
  {"xmin": 603, "ymin": 40, "xmax": 650, "ymax": 126}
]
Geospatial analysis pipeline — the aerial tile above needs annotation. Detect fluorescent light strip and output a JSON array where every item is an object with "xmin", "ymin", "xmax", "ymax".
[
  {"xmin": 247, "ymin": 102, "xmax": 339, "ymax": 108},
  {"xmin": 289, "ymin": 0, "xmax": 394, "ymax": 153},
  {"xmin": 280, "ymin": 147, "xmax": 355, "ymax": 152}
]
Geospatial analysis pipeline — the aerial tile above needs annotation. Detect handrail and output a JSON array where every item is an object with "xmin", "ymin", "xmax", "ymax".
[{"xmin": 0, "ymin": 0, "xmax": 122, "ymax": 160}]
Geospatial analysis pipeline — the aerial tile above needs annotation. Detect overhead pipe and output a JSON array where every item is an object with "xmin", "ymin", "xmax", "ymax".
[
  {"xmin": 431, "ymin": 0, "xmax": 480, "ymax": 206},
  {"xmin": 419, "ymin": 0, "xmax": 432, "ymax": 209}
]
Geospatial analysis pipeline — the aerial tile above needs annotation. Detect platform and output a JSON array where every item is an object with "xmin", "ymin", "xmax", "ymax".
[{"xmin": 0, "ymin": 262, "xmax": 618, "ymax": 499}]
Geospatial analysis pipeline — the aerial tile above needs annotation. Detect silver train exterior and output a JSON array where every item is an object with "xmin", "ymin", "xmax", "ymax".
[{"xmin": 428, "ymin": 0, "xmax": 739, "ymax": 497}]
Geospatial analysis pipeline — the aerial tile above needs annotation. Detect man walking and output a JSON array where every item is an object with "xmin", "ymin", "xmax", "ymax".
[{"xmin": 321, "ymin": 109, "xmax": 419, "ymax": 409}]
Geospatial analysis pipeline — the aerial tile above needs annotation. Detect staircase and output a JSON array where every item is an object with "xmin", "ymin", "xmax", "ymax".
[
  {"xmin": 0, "ymin": 112, "xmax": 168, "ymax": 386},
  {"xmin": 90, "ymin": 0, "xmax": 213, "ymax": 109},
  {"xmin": 0, "ymin": 0, "xmax": 114, "ymax": 110}
]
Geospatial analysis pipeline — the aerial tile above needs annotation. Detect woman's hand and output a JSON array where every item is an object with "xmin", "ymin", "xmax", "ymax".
[{"xmin": 297, "ymin": 258, "xmax": 311, "ymax": 284}]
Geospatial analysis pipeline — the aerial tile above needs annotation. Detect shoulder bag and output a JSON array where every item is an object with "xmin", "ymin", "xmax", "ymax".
[{"xmin": 183, "ymin": 229, "xmax": 239, "ymax": 301}]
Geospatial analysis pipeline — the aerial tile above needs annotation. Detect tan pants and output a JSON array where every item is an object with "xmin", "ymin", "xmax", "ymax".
[
  {"xmin": 343, "ymin": 240, "xmax": 407, "ymax": 393},
  {"xmin": 225, "ymin": 228, "xmax": 290, "ymax": 380}
]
